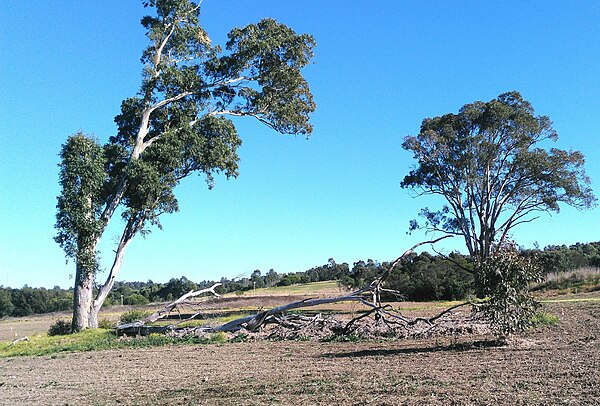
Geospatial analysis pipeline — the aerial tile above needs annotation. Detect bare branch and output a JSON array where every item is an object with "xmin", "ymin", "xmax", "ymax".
[{"xmin": 116, "ymin": 283, "xmax": 222, "ymax": 330}]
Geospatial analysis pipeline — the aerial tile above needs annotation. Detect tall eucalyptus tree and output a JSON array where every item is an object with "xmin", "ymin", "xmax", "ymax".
[
  {"xmin": 55, "ymin": 0, "xmax": 316, "ymax": 331},
  {"xmin": 401, "ymin": 91, "xmax": 595, "ymax": 261}
]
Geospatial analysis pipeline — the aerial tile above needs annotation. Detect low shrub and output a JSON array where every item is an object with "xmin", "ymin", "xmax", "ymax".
[
  {"xmin": 474, "ymin": 243, "xmax": 542, "ymax": 337},
  {"xmin": 119, "ymin": 309, "xmax": 151, "ymax": 325},
  {"xmin": 124, "ymin": 293, "xmax": 150, "ymax": 306},
  {"xmin": 530, "ymin": 311, "xmax": 559, "ymax": 327},
  {"xmin": 48, "ymin": 319, "xmax": 72, "ymax": 336},
  {"xmin": 98, "ymin": 318, "xmax": 116, "ymax": 329}
]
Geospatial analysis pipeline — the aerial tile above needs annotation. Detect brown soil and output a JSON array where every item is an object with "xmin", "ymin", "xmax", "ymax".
[{"xmin": 1, "ymin": 299, "xmax": 599, "ymax": 405}]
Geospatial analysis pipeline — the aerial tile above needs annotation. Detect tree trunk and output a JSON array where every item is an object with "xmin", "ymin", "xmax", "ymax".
[
  {"xmin": 88, "ymin": 306, "xmax": 99, "ymax": 329},
  {"xmin": 71, "ymin": 260, "xmax": 95, "ymax": 332},
  {"xmin": 89, "ymin": 217, "xmax": 139, "ymax": 328}
]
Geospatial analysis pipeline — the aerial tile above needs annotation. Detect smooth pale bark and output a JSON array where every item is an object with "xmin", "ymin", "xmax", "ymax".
[
  {"xmin": 72, "ymin": 260, "xmax": 96, "ymax": 332},
  {"xmin": 72, "ymin": 217, "xmax": 140, "ymax": 330}
]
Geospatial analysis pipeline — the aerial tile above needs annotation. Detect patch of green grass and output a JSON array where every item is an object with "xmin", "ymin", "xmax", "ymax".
[
  {"xmin": 0, "ymin": 329, "xmax": 230, "ymax": 358},
  {"xmin": 530, "ymin": 311, "xmax": 559, "ymax": 327},
  {"xmin": 97, "ymin": 318, "xmax": 116, "ymax": 329}
]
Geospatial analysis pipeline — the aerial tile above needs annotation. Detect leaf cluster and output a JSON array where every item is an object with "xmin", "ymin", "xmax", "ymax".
[
  {"xmin": 55, "ymin": 0, "xmax": 317, "ymax": 266},
  {"xmin": 474, "ymin": 242, "xmax": 543, "ymax": 336},
  {"xmin": 54, "ymin": 133, "xmax": 107, "ymax": 271}
]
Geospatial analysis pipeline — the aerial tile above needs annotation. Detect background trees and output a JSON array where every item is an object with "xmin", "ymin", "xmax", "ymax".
[
  {"xmin": 401, "ymin": 91, "xmax": 596, "ymax": 261},
  {"xmin": 55, "ymin": 0, "xmax": 316, "ymax": 331},
  {"xmin": 1, "ymin": 241, "xmax": 598, "ymax": 318}
]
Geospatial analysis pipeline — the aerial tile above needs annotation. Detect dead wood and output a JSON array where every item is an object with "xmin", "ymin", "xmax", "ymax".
[
  {"xmin": 116, "ymin": 283, "xmax": 222, "ymax": 333},
  {"xmin": 11, "ymin": 336, "xmax": 29, "ymax": 345},
  {"xmin": 115, "ymin": 236, "xmax": 491, "ymax": 340}
]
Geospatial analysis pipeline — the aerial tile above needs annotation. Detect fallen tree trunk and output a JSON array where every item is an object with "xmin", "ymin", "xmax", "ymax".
[
  {"xmin": 116, "ymin": 237, "xmax": 474, "ymax": 338},
  {"xmin": 215, "ymin": 290, "xmax": 369, "ymax": 332}
]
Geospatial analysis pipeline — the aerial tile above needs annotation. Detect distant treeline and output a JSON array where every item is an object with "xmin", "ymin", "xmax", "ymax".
[{"xmin": 1, "ymin": 241, "xmax": 599, "ymax": 318}]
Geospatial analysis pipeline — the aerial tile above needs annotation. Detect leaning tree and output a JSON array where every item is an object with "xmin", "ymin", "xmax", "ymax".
[
  {"xmin": 401, "ymin": 91, "xmax": 595, "ymax": 262},
  {"xmin": 55, "ymin": 0, "xmax": 316, "ymax": 331}
]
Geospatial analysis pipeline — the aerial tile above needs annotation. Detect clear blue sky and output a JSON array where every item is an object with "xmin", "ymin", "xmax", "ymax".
[{"xmin": 1, "ymin": 1, "xmax": 599, "ymax": 288}]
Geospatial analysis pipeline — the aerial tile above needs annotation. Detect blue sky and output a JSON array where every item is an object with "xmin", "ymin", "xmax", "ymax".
[{"xmin": 1, "ymin": 1, "xmax": 599, "ymax": 288}]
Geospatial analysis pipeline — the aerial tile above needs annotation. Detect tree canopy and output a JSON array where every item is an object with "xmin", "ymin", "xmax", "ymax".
[
  {"xmin": 55, "ymin": 0, "xmax": 316, "ymax": 331},
  {"xmin": 401, "ymin": 91, "xmax": 596, "ymax": 259}
]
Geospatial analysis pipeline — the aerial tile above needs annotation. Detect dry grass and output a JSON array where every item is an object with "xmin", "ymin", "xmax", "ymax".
[
  {"xmin": 225, "ymin": 280, "xmax": 349, "ymax": 297},
  {"xmin": 544, "ymin": 266, "xmax": 600, "ymax": 282}
]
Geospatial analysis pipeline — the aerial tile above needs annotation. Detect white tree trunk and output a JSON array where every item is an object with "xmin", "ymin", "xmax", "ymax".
[{"xmin": 72, "ymin": 260, "xmax": 95, "ymax": 332}]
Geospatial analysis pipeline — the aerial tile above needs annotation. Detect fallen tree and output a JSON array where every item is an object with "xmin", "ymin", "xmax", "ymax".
[
  {"xmin": 117, "ymin": 236, "xmax": 543, "ymax": 339},
  {"xmin": 116, "ymin": 236, "xmax": 493, "ymax": 338}
]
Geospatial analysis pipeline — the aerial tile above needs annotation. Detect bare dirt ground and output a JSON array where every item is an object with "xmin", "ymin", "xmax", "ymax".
[{"xmin": 1, "ymin": 297, "xmax": 599, "ymax": 405}]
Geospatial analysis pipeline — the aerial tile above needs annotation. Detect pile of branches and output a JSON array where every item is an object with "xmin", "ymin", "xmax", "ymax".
[{"xmin": 116, "ymin": 237, "xmax": 491, "ymax": 340}]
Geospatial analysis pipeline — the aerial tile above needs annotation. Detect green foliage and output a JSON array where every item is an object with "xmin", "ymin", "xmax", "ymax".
[
  {"xmin": 97, "ymin": 318, "xmax": 116, "ymax": 329},
  {"xmin": 220, "ymin": 18, "xmax": 316, "ymax": 135},
  {"xmin": 208, "ymin": 331, "xmax": 228, "ymax": 344},
  {"xmin": 0, "ymin": 286, "xmax": 71, "ymax": 317},
  {"xmin": 124, "ymin": 293, "xmax": 150, "ymax": 306},
  {"xmin": 54, "ymin": 132, "xmax": 106, "ymax": 272},
  {"xmin": 48, "ymin": 319, "xmax": 72, "ymax": 336},
  {"xmin": 55, "ymin": 0, "xmax": 316, "ymax": 330},
  {"xmin": 229, "ymin": 333, "xmax": 250, "ymax": 343},
  {"xmin": 524, "ymin": 241, "xmax": 600, "ymax": 275},
  {"xmin": 4, "ymin": 243, "xmax": 597, "ymax": 318},
  {"xmin": 529, "ymin": 311, "xmax": 559, "ymax": 327},
  {"xmin": 0, "ymin": 288, "xmax": 15, "ymax": 317},
  {"xmin": 119, "ymin": 309, "xmax": 151, "ymax": 325},
  {"xmin": 402, "ymin": 91, "xmax": 596, "ymax": 259},
  {"xmin": 0, "ymin": 328, "xmax": 233, "ymax": 358},
  {"xmin": 348, "ymin": 253, "xmax": 474, "ymax": 301},
  {"xmin": 474, "ymin": 244, "xmax": 543, "ymax": 336},
  {"xmin": 155, "ymin": 276, "xmax": 198, "ymax": 300}
]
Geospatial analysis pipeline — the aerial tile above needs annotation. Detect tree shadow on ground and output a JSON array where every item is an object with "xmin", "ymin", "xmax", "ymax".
[{"xmin": 321, "ymin": 339, "xmax": 506, "ymax": 358}]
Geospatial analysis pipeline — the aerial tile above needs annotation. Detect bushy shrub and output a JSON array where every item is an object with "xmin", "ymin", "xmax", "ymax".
[
  {"xmin": 475, "ymin": 244, "xmax": 542, "ymax": 337},
  {"xmin": 98, "ymin": 318, "xmax": 116, "ymax": 329},
  {"xmin": 530, "ymin": 311, "xmax": 559, "ymax": 327},
  {"xmin": 124, "ymin": 293, "xmax": 150, "ymax": 306},
  {"xmin": 48, "ymin": 319, "xmax": 72, "ymax": 336},
  {"xmin": 118, "ymin": 309, "xmax": 151, "ymax": 325}
]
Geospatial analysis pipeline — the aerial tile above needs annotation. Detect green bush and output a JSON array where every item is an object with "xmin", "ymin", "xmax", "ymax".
[
  {"xmin": 124, "ymin": 293, "xmax": 150, "ymax": 306},
  {"xmin": 118, "ymin": 309, "xmax": 151, "ymax": 325},
  {"xmin": 530, "ymin": 311, "xmax": 559, "ymax": 327},
  {"xmin": 475, "ymin": 244, "xmax": 542, "ymax": 337},
  {"xmin": 98, "ymin": 318, "xmax": 116, "ymax": 329},
  {"xmin": 48, "ymin": 319, "xmax": 72, "ymax": 336}
]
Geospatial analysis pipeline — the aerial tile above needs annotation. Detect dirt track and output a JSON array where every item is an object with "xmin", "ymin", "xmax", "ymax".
[{"xmin": 1, "ymin": 300, "xmax": 599, "ymax": 405}]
